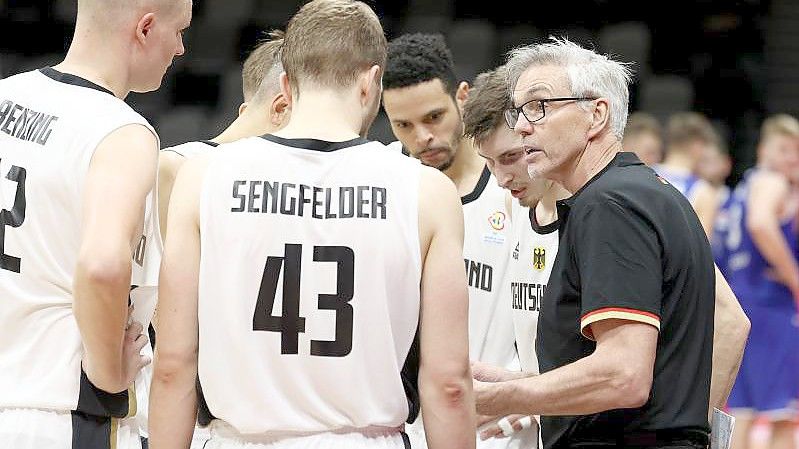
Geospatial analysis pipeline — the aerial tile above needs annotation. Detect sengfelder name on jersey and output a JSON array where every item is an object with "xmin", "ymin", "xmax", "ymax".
[{"xmin": 232, "ymin": 180, "xmax": 386, "ymax": 220}]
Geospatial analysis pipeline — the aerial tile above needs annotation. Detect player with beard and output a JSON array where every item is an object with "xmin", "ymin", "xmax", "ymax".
[{"xmin": 382, "ymin": 34, "xmax": 517, "ymax": 449}]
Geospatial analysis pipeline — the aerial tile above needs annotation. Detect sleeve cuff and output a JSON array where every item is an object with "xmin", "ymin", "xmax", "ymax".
[{"xmin": 580, "ymin": 307, "xmax": 661, "ymax": 340}]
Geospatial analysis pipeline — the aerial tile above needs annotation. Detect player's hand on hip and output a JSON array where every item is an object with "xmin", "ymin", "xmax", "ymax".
[
  {"xmin": 122, "ymin": 320, "xmax": 152, "ymax": 386},
  {"xmin": 479, "ymin": 415, "xmax": 538, "ymax": 440},
  {"xmin": 471, "ymin": 360, "xmax": 516, "ymax": 382}
]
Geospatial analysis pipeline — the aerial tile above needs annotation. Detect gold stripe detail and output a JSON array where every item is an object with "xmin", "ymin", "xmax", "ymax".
[
  {"xmin": 580, "ymin": 310, "xmax": 661, "ymax": 340},
  {"xmin": 127, "ymin": 384, "xmax": 137, "ymax": 418},
  {"xmin": 110, "ymin": 417, "xmax": 119, "ymax": 449}
]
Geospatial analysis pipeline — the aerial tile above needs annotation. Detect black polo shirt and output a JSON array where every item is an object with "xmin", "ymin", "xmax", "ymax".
[{"xmin": 536, "ymin": 152, "xmax": 715, "ymax": 448}]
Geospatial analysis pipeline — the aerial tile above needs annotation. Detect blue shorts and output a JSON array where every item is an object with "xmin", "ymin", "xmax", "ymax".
[{"xmin": 728, "ymin": 301, "xmax": 799, "ymax": 418}]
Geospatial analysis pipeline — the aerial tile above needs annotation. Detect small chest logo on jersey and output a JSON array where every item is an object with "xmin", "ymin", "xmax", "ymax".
[
  {"xmin": 512, "ymin": 243, "xmax": 520, "ymax": 260},
  {"xmin": 533, "ymin": 247, "xmax": 546, "ymax": 271},
  {"xmin": 488, "ymin": 211, "xmax": 506, "ymax": 231}
]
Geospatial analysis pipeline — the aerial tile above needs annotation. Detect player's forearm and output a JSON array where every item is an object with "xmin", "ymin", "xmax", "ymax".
[
  {"xmin": 73, "ymin": 251, "xmax": 133, "ymax": 393},
  {"xmin": 477, "ymin": 353, "xmax": 650, "ymax": 417},
  {"xmin": 420, "ymin": 372, "xmax": 477, "ymax": 449},
  {"xmin": 708, "ymin": 274, "xmax": 749, "ymax": 412},
  {"xmin": 749, "ymin": 224, "xmax": 799, "ymax": 292},
  {"xmin": 149, "ymin": 358, "xmax": 198, "ymax": 449}
]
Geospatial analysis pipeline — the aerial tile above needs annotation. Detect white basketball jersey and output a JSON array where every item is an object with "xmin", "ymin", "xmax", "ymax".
[
  {"xmin": 506, "ymin": 200, "xmax": 559, "ymax": 373},
  {"xmin": 197, "ymin": 135, "xmax": 422, "ymax": 435},
  {"xmin": 462, "ymin": 168, "xmax": 517, "ymax": 369},
  {"xmin": 0, "ymin": 68, "xmax": 160, "ymax": 414},
  {"xmin": 164, "ymin": 139, "xmax": 220, "ymax": 158}
]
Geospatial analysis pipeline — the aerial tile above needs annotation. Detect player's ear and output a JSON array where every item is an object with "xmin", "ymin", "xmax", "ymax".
[
  {"xmin": 587, "ymin": 98, "xmax": 610, "ymax": 140},
  {"xmin": 455, "ymin": 81, "xmax": 470, "ymax": 110},
  {"xmin": 360, "ymin": 65, "xmax": 381, "ymax": 106},
  {"xmin": 136, "ymin": 13, "xmax": 156, "ymax": 43},
  {"xmin": 238, "ymin": 102, "xmax": 249, "ymax": 117},
  {"xmin": 279, "ymin": 72, "xmax": 293, "ymax": 106},
  {"xmin": 270, "ymin": 93, "xmax": 290, "ymax": 128}
]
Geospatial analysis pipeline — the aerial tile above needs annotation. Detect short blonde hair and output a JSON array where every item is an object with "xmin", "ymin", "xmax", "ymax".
[
  {"xmin": 666, "ymin": 112, "xmax": 718, "ymax": 148},
  {"xmin": 241, "ymin": 30, "xmax": 285, "ymax": 102},
  {"xmin": 282, "ymin": 0, "xmax": 386, "ymax": 95},
  {"xmin": 624, "ymin": 112, "xmax": 662, "ymax": 140},
  {"xmin": 760, "ymin": 114, "xmax": 799, "ymax": 140}
]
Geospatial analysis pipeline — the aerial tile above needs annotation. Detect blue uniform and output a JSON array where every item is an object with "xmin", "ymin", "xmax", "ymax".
[
  {"xmin": 711, "ymin": 186, "xmax": 733, "ymax": 277},
  {"xmin": 654, "ymin": 164, "xmax": 702, "ymax": 202},
  {"xmin": 726, "ymin": 170, "xmax": 799, "ymax": 416}
]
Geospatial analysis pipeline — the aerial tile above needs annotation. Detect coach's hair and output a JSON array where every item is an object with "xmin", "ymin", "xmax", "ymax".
[
  {"xmin": 506, "ymin": 37, "xmax": 633, "ymax": 140},
  {"xmin": 384, "ymin": 33, "xmax": 458, "ymax": 96},
  {"xmin": 760, "ymin": 114, "xmax": 799, "ymax": 140},
  {"xmin": 242, "ymin": 29, "xmax": 285, "ymax": 102},
  {"xmin": 281, "ymin": 0, "xmax": 386, "ymax": 95},
  {"xmin": 463, "ymin": 67, "xmax": 511, "ymax": 145},
  {"xmin": 666, "ymin": 112, "xmax": 719, "ymax": 148},
  {"xmin": 624, "ymin": 112, "xmax": 662, "ymax": 141}
]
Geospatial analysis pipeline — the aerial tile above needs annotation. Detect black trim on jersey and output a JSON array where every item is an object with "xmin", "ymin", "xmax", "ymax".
[
  {"xmin": 39, "ymin": 67, "xmax": 115, "ymax": 97},
  {"xmin": 461, "ymin": 165, "xmax": 491, "ymax": 205},
  {"xmin": 260, "ymin": 134, "xmax": 369, "ymax": 152},
  {"xmin": 71, "ymin": 411, "xmax": 113, "ymax": 449},
  {"xmin": 401, "ymin": 431, "xmax": 412, "ymax": 449},
  {"xmin": 401, "ymin": 329, "xmax": 421, "ymax": 424},
  {"xmin": 76, "ymin": 367, "xmax": 130, "ymax": 418},
  {"xmin": 196, "ymin": 377, "xmax": 217, "ymax": 427},
  {"xmin": 162, "ymin": 140, "xmax": 219, "ymax": 158},
  {"xmin": 199, "ymin": 140, "xmax": 220, "ymax": 147},
  {"xmin": 529, "ymin": 207, "xmax": 559, "ymax": 235}
]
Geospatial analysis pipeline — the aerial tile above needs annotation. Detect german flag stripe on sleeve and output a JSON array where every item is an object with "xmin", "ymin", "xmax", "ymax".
[{"xmin": 580, "ymin": 307, "xmax": 661, "ymax": 340}]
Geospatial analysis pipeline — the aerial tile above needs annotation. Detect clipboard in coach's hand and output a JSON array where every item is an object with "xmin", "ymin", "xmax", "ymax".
[{"xmin": 711, "ymin": 408, "xmax": 735, "ymax": 449}]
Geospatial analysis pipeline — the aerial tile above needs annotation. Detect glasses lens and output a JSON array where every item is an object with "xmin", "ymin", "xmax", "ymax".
[
  {"xmin": 522, "ymin": 101, "xmax": 544, "ymax": 122},
  {"xmin": 504, "ymin": 109, "xmax": 518, "ymax": 128}
]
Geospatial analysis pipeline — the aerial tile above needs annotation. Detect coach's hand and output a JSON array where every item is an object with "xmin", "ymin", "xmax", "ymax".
[{"xmin": 479, "ymin": 414, "xmax": 538, "ymax": 440}]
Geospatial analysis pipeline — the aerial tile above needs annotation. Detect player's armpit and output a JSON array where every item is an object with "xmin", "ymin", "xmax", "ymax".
[
  {"xmin": 74, "ymin": 123, "xmax": 158, "ymax": 393},
  {"xmin": 417, "ymin": 166, "xmax": 476, "ymax": 449}
]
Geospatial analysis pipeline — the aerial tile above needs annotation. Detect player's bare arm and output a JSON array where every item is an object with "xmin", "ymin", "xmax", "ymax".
[
  {"xmin": 746, "ymin": 171, "xmax": 799, "ymax": 299},
  {"xmin": 417, "ymin": 166, "xmax": 477, "ymax": 449},
  {"xmin": 709, "ymin": 265, "xmax": 750, "ymax": 414},
  {"xmin": 73, "ymin": 123, "xmax": 158, "ymax": 393},
  {"xmin": 157, "ymin": 150, "xmax": 188, "ymax": 240},
  {"xmin": 149, "ymin": 154, "xmax": 210, "ymax": 449},
  {"xmin": 475, "ymin": 319, "xmax": 658, "ymax": 417}
]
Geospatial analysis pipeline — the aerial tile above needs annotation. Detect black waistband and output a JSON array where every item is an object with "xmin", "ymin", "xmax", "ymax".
[{"xmin": 564, "ymin": 428, "xmax": 709, "ymax": 449}]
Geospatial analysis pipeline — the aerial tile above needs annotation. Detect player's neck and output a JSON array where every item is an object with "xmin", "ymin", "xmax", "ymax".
[
  {"xmin": 561, "ymin": 134, "xmax": 622, "ymax": 194},
  {"xmin": 663, "ymin": 150, "xmax": 694, "ymax": 172},
  {"xmin": 273, "ymin": 90, "xmax": 363, "ymax": 142},
  {"xmin": 213, "ymin": 109, "xmax": 275, "ymax": 144},
  {"xmin": 444, "ymin": 138, "xmax": 486, "ymax": 197},
  {"xmin": 55, "ymin": 33, "xmax": 130, "ymax": 99}
]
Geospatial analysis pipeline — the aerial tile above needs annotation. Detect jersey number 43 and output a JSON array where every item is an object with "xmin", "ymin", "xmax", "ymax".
[{"xmin": 252, "ymin": 243, "xmax": 354, "ymax": 357}]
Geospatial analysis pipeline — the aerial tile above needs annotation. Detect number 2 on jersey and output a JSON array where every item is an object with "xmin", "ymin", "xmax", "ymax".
[
  {"xmin": 0, "ymin": 159, "xmax": 27, "ymax": 273},
  {"xmin": 252, "ymin": 244, "xmax": 354, "ymax": 357}
]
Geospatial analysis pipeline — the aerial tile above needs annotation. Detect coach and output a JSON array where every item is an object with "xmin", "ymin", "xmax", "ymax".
[{"xmin": 473, "ymin": 38, "xmax": 716, "ymax": 449}]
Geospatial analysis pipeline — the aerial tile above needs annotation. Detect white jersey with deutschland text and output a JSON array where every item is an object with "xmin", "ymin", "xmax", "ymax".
[
  {"xmin": 462, "ymin": 168, "xmax": 517, "ymax": 369},
  {"xmin": 506, "ymin": 200, "xmax": 559, "ymax": 373},
  {"xmin": 0, "ymin": 68, "xmax": 161, "ymax": 415},
  {"xmin": 197, "ymin": 135, "xmax": 421, "ymax": 435}
]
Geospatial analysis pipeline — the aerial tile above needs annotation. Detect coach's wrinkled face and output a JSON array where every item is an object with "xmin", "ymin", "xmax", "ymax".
[
  {"xmin": 510, "ymin": 65, "xmax": 596, "ymax": 183},
  {"xmin": 383, "ymin": 78, "xmax": 468, "ymax": 171},
  {"xmin": 477, "ymin": 125, "xmax": 549, "ymax": 208}
]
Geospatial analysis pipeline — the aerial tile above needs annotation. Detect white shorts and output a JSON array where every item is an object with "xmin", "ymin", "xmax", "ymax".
[
  {"xmin": 191, "ymin": 425, "xmax": 211, "ymax": 449},
  {"xmin": 0, "ymin": 408, "xmax": 142, "ymax": 449},
  {"xmin": 202, "ymin": 420, "xmax": 410, "ymax": 449}
]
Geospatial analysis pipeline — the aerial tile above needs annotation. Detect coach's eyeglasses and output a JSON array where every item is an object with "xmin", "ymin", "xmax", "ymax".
[{"xmin": 504, "ymin": 97, "xmax": 598, "ymax": 128}]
